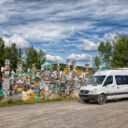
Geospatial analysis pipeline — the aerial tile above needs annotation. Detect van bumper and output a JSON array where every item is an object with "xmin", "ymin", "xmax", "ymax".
[{"xmin": 79, "ymin": 94, "xmax": 98, "ymax": 101}]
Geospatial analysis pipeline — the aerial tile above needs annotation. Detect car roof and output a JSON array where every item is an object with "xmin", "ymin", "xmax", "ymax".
[{"xmin": 94, "ymin": 70, "xmax": 128, "ymax": 76}]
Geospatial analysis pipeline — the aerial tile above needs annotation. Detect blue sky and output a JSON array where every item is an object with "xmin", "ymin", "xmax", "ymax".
[{"xmin": 0, "ymin": 0, "xmax": 128, "ymax": 66}]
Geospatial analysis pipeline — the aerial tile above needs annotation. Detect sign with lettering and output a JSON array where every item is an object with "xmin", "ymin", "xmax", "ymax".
[{"xmin": 3, "ymin": 78, "xmax": 10, "ymax": 90}]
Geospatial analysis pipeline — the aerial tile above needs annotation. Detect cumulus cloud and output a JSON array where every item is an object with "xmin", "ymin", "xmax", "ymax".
[
  {"xmin": 58, "ymin": 49, "xmax": 65, "ymax": 53},
  {"xmin": 9, "ymin": 21, "xmax": 94, "ymax": 42},
  {"xmin": 104, "ymin": 33, "xmax": 118, "ymax": 41},
  {"xmin": 0, "ymin": 0, "xmax": 127, "ymax": 56},
  {"xmin": 46, "ymin": 54, "xmax": 64, "ymax": 63},
  {"xmin": 0, "ymin": 0, "xmax": 127, "ymax": 42},
  {"xmin": 3, "ymin": 34, "xmax": 30, "ymax": 48},
  {"xmin": 78, "ymin": 39, "xmax": 99, "ymax": 52},
  {"xmin": 34, "ymin": 47, "xmax": 46, "ymax": 54},
  {"xmin": 67, "ymin": 53, "xmax": 92, "ymax": 62}
]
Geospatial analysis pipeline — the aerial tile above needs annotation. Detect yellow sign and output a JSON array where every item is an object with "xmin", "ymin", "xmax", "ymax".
[
  {"xmin": 41, "ymin": 93, "xmax": 45, "ymax": 97},
  {"xmin": 85, "ymin": 72, "xmax": 90, "ymax": 75},
  {"xmin": 116, "ymin": 67, "xmax": 120, "ymax": 69},
  {"xmin": 31, "ymin": 74, "xmax": 36, "ymax": 76},
  {"xmin": 32, "ymin": 93, "xmax": 37, "ymax": 97},
  {"xmin": 29, "ymin": 96, "xmax": 35, "ymax": 101},
  {"xmin": 77, "ymin": 70, "xmax": 82, "ymax": 75},
  {"xmin": 64, "ymin": 68, "xmax": 67, "ymax": 73},
  {"xmin": 18, "ymin": 88, "xmax": 22, "ymax": 92},
  {"xmin": 32, "ymin": 63, "xmax": 36, "ymax": 66},
  {"xmin": 44, "ymin": 88, "xmax": 49, "ymax": 92},
  {"xmin": 27, "ymin": 79, "xmax": 31, "ymax": 82},
  {"xmin": 31, "ymin": 69, "xmax": 36, "ymax": 73}
]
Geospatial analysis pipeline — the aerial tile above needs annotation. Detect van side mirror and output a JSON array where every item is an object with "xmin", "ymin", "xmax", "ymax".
[{"xmin": 103, "ymin": 81, "xmax": 107, "ymax": 86}]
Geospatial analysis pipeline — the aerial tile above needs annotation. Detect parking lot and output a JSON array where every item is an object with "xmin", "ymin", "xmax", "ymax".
[{"xmin": 0, "ymin": 100, "xmax": 128, "ymax": 128}]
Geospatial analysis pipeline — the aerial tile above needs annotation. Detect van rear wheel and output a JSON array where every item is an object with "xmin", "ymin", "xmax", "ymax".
[{"xmin": 97, "ymin": 94, "xmax": 106, "ymax": 105}]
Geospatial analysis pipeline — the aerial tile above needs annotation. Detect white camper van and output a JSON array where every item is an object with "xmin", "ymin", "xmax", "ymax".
[{"xmin": 79, "ymin": 70, "xmax": 128, "ymax": 104}]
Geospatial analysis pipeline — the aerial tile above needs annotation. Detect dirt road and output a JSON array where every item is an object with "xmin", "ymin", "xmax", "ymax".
[{"xmin": 0, "ymin": 100, "xmax": 128, "ymax": 128}]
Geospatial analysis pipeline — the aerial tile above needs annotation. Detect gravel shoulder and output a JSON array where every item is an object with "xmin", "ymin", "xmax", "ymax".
[{"xmin": 0, "ymin": 100, "xmax": 128, "ymax": 128}]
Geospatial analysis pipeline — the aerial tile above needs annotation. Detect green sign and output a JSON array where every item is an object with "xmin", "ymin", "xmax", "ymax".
[{"xmin": 102, "ymin": 67, "xmax": 109, "ymax": 70}]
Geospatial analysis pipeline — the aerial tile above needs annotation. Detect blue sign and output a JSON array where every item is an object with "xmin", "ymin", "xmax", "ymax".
[{"xmin": 93, "ymin": 67, "xmax": 98, "ymax": 71}]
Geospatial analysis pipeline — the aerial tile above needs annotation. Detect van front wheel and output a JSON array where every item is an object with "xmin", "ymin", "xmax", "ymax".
[
  {"xmin": 83, "ymin": 99, "xmax": 89, "ymax": 103},
  {"xmin": 97, "ymin": 94, "xmax": 106, "ymax": 105}
]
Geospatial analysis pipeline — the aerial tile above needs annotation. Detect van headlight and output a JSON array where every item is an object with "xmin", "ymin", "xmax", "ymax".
[{"xmin": 90, "ymin": 89, "xmax": 97, "ymax": 93}]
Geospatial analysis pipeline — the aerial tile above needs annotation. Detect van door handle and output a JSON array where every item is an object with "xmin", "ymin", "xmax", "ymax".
[{"xmin": 117, "ymin": 86, "xmax": 119, "ymax": 89}]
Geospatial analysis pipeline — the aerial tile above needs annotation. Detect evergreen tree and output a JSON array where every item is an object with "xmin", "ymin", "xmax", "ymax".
[
  {"xmin": 10, "ymin": 43, "xmax": 18, "ymax": 70},
  {"xmin": 98, "ymin": 41, "xmax": 113, "ymax": 67},
  {"xmin": 112, "ymin": 35, "xmax": 128, "ymax": 67},
  {"xmin": 93, "ymin": 56, "xmax": 101, "ymax": 68},
  {"xmin": 0, "ymin": 38, "xmax": 5, "ymax": 76},
  {"xmin": 36, "ymin": 49, "xmax": 46, "ymax": 69},
  {"xmin": 18, "ymin": 48, "xmax": 22, "ymax": 60},
  {"xmin": 25, "ymin": 46, "xmax": 38, "ymax": 68}
]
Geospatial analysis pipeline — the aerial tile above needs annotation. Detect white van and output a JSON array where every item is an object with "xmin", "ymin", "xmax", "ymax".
[{"xmin": 79, "ymin": 70, "xmax": 128, "ymax": 104}]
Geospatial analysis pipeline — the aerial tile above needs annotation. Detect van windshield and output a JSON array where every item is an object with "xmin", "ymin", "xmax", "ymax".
[{"xmin": 87, "ymin": 76, "xmax": 106, "ymax": 86}]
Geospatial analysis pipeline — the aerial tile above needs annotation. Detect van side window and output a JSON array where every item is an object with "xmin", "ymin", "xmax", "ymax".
[
  {"xmin": 115, "ymin": 76, "xmax": 128, "ymax": 85},
  {"xmin": 104, "ymin": 76, "xmax": 113, "ymax": 86}
]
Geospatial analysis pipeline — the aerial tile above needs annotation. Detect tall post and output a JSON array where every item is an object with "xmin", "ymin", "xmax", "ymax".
[
  {"xmin": 57, "ymin": 60, "xmax": 60, "ymax": 79},
  {"xmin": 66, "ymin": 59, "xmax": 70, "ymax": 75}
]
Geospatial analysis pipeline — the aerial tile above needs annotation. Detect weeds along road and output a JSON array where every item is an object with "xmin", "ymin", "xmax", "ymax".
[{"xmin": 0, "ymin": 100, "xmax": 128, "ymax": 128}]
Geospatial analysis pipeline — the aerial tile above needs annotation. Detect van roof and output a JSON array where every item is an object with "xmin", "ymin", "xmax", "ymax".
[{"xmin": 94, "ymin": 70, "xmax": 128, "ymax": 76}]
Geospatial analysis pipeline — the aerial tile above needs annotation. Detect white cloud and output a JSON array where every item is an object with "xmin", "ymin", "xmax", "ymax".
[
  {"xmin": 78, "ymin": 39, "xmax": 99, "ymax": 52},
  {"xmin": 58, "ymin": 49, "xmax": 65, "ymax": 53},
  {"xmin": 34, "ymin": 47, "xmax": 46, "ymax": 54},
  {"xmin": 10, "ymin": 21, "xmax": 94, "ymax": 42},
  {"xmin": 104, "ymin": 33, "xmax": 118, "ymax": 41},
  {"xmin": 0, "ymin": 0, "xmax": 14, "ymax": 23},
  {"xmin": 0, "ymin": 0, "xmax": 127, "ymax": 46},
  {"xmin": 3, "ymin": 34, "xmax": 30, "ymax": 48},
  {"xmin": 67, "ymin": 53, "xmax": 92, "ymax": 62},
  {"xmin": 46, "ymin": 54, "xmax": 64, "ymax": 63}
]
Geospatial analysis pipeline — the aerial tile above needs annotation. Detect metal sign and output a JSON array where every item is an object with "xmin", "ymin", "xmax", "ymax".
[
  {"xmin": 3, "ymin": 78, "xmax": 10, "ymax": 90},
  {"xmin": 5, "ymin": 59, "xmax": 10, "ymax": 65},
  {"xmin": 93, "ymin": 67, "xmax": 98, "ymax": 71},
  {"xmin": 76, "ymin": 70, "xmax": 82, "ymax": 75},
  {"xmin": 1, "ymin": 67, "xmax": 4, "ymax": 72}
]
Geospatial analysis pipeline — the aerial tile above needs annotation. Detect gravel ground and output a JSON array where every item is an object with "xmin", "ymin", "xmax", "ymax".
[{"xmin": 0, "ymin": 99, "xmax": 128, "ymax": 128}]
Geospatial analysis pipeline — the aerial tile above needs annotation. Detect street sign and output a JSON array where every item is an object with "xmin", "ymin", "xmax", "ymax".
[
  {"xmin": 3, "ymin": 78, "xmax": 10, "ymax": 90},
  {"xmin": 5, "ymin": 59, "xmax": 10, "ymax": 65},
  {"xmin": 93, "ymin": 67, "xmax": 98, "ymax": 71},
  {"xmin": 77, "ymin": 70, "xmax": 82, "ymax": 75}
]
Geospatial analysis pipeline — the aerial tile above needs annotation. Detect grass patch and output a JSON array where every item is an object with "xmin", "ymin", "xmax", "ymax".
[{"xmin": 0, "ymin": 97, "xmax": 78, "ymax": 107}]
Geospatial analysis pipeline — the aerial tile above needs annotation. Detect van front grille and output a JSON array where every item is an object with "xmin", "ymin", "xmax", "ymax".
[{"xmin": 80, "ymin": 90, "xmax": 89, "ymax": 94}]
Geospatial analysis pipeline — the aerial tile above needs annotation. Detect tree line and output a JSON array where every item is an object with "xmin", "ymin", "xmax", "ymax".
[
  {"xmin": 0, "ymin": 38, "xmax": 45, "ymax": 76},
  {"xmin": 1, "ymin": 34, "xmax": 128, "ymax": 76},
  {"xmin": 93, "ymin": 35, "xmax": 128, "ymax": 68}
]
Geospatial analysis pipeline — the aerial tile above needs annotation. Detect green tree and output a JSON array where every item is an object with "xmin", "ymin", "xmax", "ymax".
[
  {"xmin": 5, "ymin": 46, "xmax": 11, "ymax": 59},
  {"xmin": 0, "ymin": 38, "xmax": 5, "ymax": 76},
  {"xmin": 112, "ymin": 35, "xmax": 128, "ymax": 67},
  {"xmin": 93, "ymin": 56, "xmax": 101, "ymax": 68},
  {"xmin": 18, "ymin": 48, "xmax": 22, "ymax": 61},
  {"xmin": 98, "ymin": 41, "xmax": 113, "ymax": 67},
  {"xmin": 25, "ymin": 46, "xmax": 38, "ymax": 68},
  {"xmin": 10, "ymin": 43, "xmax": 18, "ymax": 70},
  {"xmin": 36, "ymin": 49, "xmax": 46, "ymax": 69},
  {"xmin": 4, "ymin": 43, "xmax": 18, "ymax": 70}
]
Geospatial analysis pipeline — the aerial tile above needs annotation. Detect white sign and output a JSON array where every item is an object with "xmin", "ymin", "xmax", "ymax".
[
  {"xmin": 5, "ymin": 59, "xmax": 10, "ymax": 65},
  {"xmin": 27, "ymin": 68, "xmax": 30, "ymax": 72},
  {"xmin": 1, "ymin": 67, "xmax": 4, "ymax": 72},
  {"xmin": 5, "ymin": 71, "xmax": 10, "ymax": 75},
  {"xmin": 3, "ymin": 78, "xmax": 10, "ymax": 90}
]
